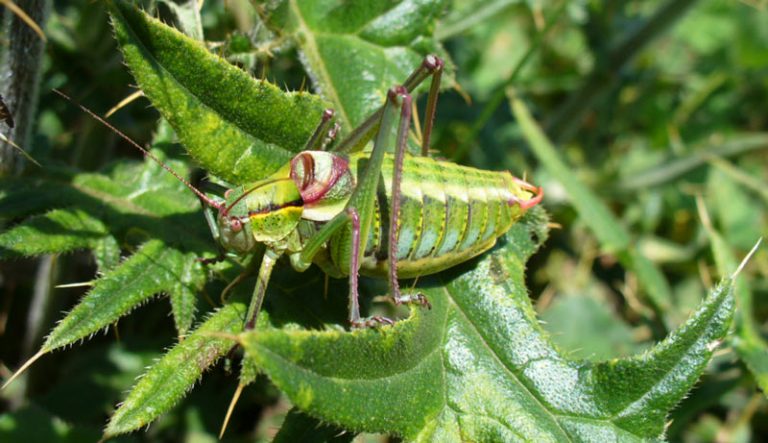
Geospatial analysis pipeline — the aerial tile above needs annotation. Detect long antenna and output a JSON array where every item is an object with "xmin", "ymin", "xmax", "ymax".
[{"xmin": 53, "ymin": 89, "xmax": 223, "ymax": 210}]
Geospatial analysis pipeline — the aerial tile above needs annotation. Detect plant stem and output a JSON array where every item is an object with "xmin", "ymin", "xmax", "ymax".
[{"xmin": 0, "ymin": 0, "xmax": 50, "ymax": 175}]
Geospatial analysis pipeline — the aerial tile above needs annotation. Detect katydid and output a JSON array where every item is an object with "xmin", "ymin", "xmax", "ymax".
[{"xmin": 55, "ymin": 55, "xmax": 542, "ymax": 330}]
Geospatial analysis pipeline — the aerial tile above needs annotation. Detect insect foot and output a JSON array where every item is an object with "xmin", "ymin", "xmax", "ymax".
[
  {"xmin": 351, "ymin": 316, "xmax": 395, "ymax": 329},
  {"xmin": 393, "ymin": 292, "xmax": 432, "ymax": 310}
]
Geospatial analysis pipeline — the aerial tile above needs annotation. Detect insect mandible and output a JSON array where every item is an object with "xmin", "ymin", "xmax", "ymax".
[{"xmin": 61, "ymin": 55, "xmax": 543, "ymax": 330}]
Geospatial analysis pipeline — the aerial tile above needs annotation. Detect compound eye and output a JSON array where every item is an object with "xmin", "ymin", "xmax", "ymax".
[{"xmin": 230, "ymin": 218, "xmax": 243, "ymax": 233}]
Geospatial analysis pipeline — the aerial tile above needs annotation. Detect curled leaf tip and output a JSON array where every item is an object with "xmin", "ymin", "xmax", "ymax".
[{"xmin": 733, "ymin": 238, "xmax": 762, "ymax": 279}]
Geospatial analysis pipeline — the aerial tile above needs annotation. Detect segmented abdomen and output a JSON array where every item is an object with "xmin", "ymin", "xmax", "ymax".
[{"xmin": 346, "ymin": 153, "xmax": 531, "ymax": 278}]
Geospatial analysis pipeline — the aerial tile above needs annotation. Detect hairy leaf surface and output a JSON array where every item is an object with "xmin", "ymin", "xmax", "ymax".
[
  {"xmin": 0, "ymin": 208, "xmax": 108, "ymax": 257},
  {"xmin": 105, "ymin": 301, "xmax": 245, "ymax": 437},
  {"xmin": 0, "ymin": 139, "xmax": 213, "ymax": 344},
  {"xmin": 241, "ymin": 209, "xmax": 735, "ymax": 441},
  {"xmin": 43, "ymin": 239, "xmax": 199, "ymax": 351},
  {"xmin": 108, "ymin": 0, "xmax": 331, "ymax": 184},
  {"xmin": 0, "ymin": 2, "xmax": 747, "ymax": 441}
]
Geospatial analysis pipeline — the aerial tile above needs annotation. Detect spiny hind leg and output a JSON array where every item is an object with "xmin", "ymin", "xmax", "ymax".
[
  {"xmin": 317, "ymin": 86, "xmax": 416, "ymax": 327},
  {"xmin": 386, "ymin": 86, "xmax": 432, "ymax": 310},
  {"xmin": 293, "ymin": 207, "xmax": 393, "ymax": 328},
  {"xmin": 307, "ymin": 79, "xmax": 440, "ymax": 327},
  {"xmin": 416, "ymin": 55, "xmax": 444, "ymax": 156},
  {"xmin": 345, "ymin": 207, "xmax": 394, "ymax": 328},
  {"xmin": 331, "ymin": 54, "xmax": 445, "ymax": 154}
]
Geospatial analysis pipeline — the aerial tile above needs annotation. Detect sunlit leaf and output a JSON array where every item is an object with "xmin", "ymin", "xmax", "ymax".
[
  {"xmin": 43, "ymin": 240, "xmax": 198, "ymax": 351},
  {"xmin": 0, "ymin": 208, "xmax": 108, "ymax": 258},
  {"xmin": 108, "ymin": 0, "xmax": 331, "ymax": 183},
  {"xmin": 241, "ymin": 209, "xmax": 735, "ymax": 440},
  {"xmin": 262, "ymin": 0, "xmax": 451, "ymax": 130},
  {"xmin": 105, "ymin": 301, "xmax": 245, "ymax": 437}
]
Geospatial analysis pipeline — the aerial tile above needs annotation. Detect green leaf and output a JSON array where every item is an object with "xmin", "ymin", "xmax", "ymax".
[
  {"xmin": 510, "ymin": 93, "xmax": 675, "ymax": 317},
  {"xmin": 0, "ymin": 176, "xmax": 88, "ymax": 219},
  {"xmin": 699, "ymin": 160, "xmax": 766, "ymax": 397},
  {"xmin": 263, "ymin": 0, "xmax": 450, "ymax": 129},
  {"xmin": 42, "ymin": 239, "xmax": 199, "ymax": 352},
  {"xmin": 108, "ymin": 0, "xmax": 331, "ymax": 184},
  {"xmin": 92, "ymin": 234, "xmax": 121, "ymax": 272},
  {"xmin": 589, "ymin": 280, "xmax": 733, "ymax": 437},
  {"xmin": 240, "ymin": 209, "xmax": 735, "ymax": 440},
  {"xmin": 0, "ymin": 208, "xmax": 108, "ymax": 258},
  {"xmin": 617, "ymin": 133, "xmax": 768, "ymax": 191},
  {"xmin": 732, "ymin": 335, "xmax": 768, "ymax": 398},
  {"xmin": 707, "ymin": 168, "xmax": 764, "ymax": 251},
  {"xmin": 105, "ymin": 300, "xmax": 246, "ymax": 437},
  {"xmin": 435, "ymin": 0, "xmax": 518, "ymax": 41},
  {"xmin": 167, "ymin": 255, "xmax": 204, "ymax": 337},
  {"xmin": 157, "ymin": 0, "xmax": 203, "ymax": 40},
  {"xmin": 0, "ymin": 141, "xmax": 219, "ymax": 388}
]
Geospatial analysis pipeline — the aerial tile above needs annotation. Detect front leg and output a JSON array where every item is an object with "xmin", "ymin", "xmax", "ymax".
[
  {"xmin": 196, "ymin": 194, "xmax": 228, "ymax": 265},
  {"xmin": 295, "ymin": 207, "xmax": 394, "ymax": 328},
  {"xmin": 298, "ymin": 87, "xmax": 409, "ymax": 328},
  {"xmin": 244, "ymin": 248, "xmax": 282, "ymax": 330}
]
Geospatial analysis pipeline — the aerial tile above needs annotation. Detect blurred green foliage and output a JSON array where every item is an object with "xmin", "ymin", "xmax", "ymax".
[{"xmin": 1, "ymin": 0, "xmax": 767, "ymax": 441}]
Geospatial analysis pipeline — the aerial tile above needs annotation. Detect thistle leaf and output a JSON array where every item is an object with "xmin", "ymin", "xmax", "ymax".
[
  {"xmin": 167, "ymin": 256, "xmax": 204, "ymax": 337},
  {"xmin": 240, "ymin": 210, "xmax": 734, "ymax": 440},
  {"xmin": 104, "ymin": 300, "xmax": 246, "ymax": 437},
  {"xmin": 0, "ymin": 208, "xmax": 108, "ymax": 258},
  {"xmin": 42, "ymin": 240, "xmax": 199, "ymax": 352},
  {"xmin": 107, "ymin": 0, "xmax": 331, "ymax": 184}
]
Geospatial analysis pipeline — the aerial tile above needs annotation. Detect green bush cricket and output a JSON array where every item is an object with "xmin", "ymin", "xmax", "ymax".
[{"xmin": 56, "ymin": 55, "xmax": 543, "ymax": 331}]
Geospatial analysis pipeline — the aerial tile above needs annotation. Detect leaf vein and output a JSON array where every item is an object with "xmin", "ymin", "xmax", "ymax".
[{"xmin": 440, "ymin": 284, "xmax": 573, "ymax": 441}]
